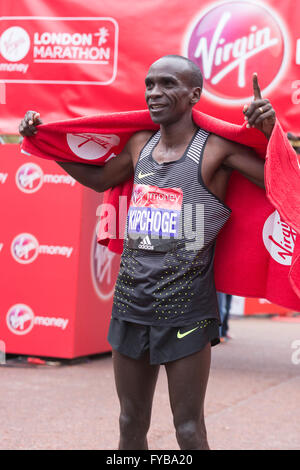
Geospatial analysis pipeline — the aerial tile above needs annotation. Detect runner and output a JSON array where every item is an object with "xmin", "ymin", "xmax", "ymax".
[{"xmin": 19, "ymin": 55, "xmax": 276, "ymax": 450}]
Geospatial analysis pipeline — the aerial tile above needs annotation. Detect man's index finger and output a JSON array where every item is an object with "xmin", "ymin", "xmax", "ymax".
[{"xmin": 253, "ymin": 73, "xmax": 262, "ymax": 100}]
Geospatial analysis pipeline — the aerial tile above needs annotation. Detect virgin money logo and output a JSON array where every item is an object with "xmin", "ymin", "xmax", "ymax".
[
  {"xmin": 7, "ymin": 304, "xmax": 35, "ymax": 335},
  {"xmin": 6, "ymin": 304, "xmax": 69, "ymax": 335},
  {"xmin": 15, "ymin": 162, "xmax": 76, "ymax": 193},
  {"xmin": 11, "ymin": 233, "xmax": 39, "ymax": 264},
  {"xmin": 67, "ymin": 133, "xmax": 120, "ymax": 161},
  {"xmin": 16, "ymin": 163, "xmax": 43, "ymax": 193},
  {"xmin": 0, "ymin": 26, "xmax": 30, "ymax": 62},
  {"xmin": 132, "ymin": 186, "xmax": 148, "ymax": 205},
  {"xmin": 263, "ymin": 211, "xmax": 296, "ymax": 266},
  {"xmin": 91, "ymin": 222, "xmax": 120, "ymax": 300},
  {"xmin": 184, "ymin": 1, "xmax": 289, "ymax": 104},
  {"xmin": 11, "ymin": 233, "xmax": 73, "ymax": 264}
]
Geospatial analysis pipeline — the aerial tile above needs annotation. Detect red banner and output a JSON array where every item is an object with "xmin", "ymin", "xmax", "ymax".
[{"xmin": 0, "ymin": 0, "xmax": 299, "ymax": 134}]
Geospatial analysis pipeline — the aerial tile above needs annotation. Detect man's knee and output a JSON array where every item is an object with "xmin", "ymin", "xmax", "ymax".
[
  {"xmin": 119, "ymin": 409, "xmax": 151, "ymax": 437},
  {"xmin": 176, "ymin": 420, "xmax": 198, "ymax": 441},
  {"xmin": 175, "ymin": 419, "xmax": 208, "ymax": 448}
]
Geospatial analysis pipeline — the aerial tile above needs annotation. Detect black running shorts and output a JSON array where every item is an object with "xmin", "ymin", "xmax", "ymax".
[{"xmin": 107, "ymin": 317, "xmax": 220, "ymax": 365}]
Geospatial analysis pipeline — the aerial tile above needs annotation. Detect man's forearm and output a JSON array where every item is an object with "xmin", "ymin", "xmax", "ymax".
[{"xmin": 56, "ymin": 161, "xmax": 104, "ymax": 192}]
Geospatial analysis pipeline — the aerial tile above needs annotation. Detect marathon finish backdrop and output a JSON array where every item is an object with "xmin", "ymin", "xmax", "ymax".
[
  {"xmin": 0, "ymin": 0, "xmax": 299, "ymax": 134},
  {"xmin": 0, "ymin": 0, "xmax": 299, "ymax": 357}
]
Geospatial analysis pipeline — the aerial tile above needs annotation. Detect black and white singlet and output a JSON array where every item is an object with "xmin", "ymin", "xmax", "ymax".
[{"xmin": 111, "ymin": 128, "xmax": 232, "ymax": 326}]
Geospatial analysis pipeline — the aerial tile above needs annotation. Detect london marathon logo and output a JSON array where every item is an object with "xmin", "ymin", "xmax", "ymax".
[
  {"xmin": 67, "ymin": 132, "xmax": 120, "ymax": 161},
  {"xmin": 183, "ymin": 1, "xmax": 289, "ymax": 104},
  {"xmin": 0, "ymin": 17, "xmax": 118, "ymax": 84}
]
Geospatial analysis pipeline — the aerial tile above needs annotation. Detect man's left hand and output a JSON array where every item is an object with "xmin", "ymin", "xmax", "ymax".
[{"xmin": 243, "ymin": 73, "xmax": 276, "ymax": 139}]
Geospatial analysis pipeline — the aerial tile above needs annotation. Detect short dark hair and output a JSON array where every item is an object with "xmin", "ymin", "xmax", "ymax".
[{"xmin": 162, "ymin": 55, "xmax": 203, "ymax": 89}]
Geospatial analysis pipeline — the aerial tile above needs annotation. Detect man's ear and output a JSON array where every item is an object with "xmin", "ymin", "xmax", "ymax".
[{"xmin": 190, "ymin": 87, "xmax": 202, "ymax": 105}]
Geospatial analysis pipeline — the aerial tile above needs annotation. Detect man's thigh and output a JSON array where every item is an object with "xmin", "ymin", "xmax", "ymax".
[
  {"xmin": 164, "ymin": 343, "xmax": 211, "ymax": 422},
  {"xmin": 112, "ymin": 349, "xmax": 160, "ymax": 414}
]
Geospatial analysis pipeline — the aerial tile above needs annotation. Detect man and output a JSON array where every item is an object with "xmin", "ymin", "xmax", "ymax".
[{"xmin": 19, "ymin": 55, "xmax": 276, "ymax": 450}]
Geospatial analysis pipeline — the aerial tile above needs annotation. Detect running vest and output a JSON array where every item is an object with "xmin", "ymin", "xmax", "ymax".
[{"xmin": 111, "ymin": 128, "xmax": 232, "ymax": 326}]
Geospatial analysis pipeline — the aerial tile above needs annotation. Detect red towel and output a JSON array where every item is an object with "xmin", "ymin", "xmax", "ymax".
[{"xmin": 21, "ymin": 109, "xmax": 300, "ymax": 310}]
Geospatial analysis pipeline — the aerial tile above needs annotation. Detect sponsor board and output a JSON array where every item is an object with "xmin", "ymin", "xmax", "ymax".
[{"xmin": 0, "ymin": 17, "xmax": 118, "ymax": 85}]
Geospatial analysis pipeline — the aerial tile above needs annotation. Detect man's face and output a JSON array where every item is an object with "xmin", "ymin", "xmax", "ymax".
[{"xmin": 145, "ymin": 58, "xmax": 200, "ymax": 125}]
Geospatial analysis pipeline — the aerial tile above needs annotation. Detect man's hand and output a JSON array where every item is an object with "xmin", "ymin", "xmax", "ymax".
[
  {"xmin": 243, "ymin": 73, "xmax": 276, "ymax": 139},
  {"xmin": 19, "ymin": 111, "xmax": 43, "ymax": 137}
]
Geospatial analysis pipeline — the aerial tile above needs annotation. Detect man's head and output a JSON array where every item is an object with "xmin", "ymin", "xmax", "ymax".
[{"xmin": 145, "ymin": 55, "xmax": 203, "ymax": 125}]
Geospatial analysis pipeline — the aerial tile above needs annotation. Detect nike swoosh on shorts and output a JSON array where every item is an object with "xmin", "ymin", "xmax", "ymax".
[{"xmin": 177, "ymin": 327, "xmax": 199, "ymax": 339}]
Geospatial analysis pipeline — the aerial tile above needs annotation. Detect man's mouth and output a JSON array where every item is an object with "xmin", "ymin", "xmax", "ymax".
[{"xmin": 149, "ymin": 103, "xmax": 166, "ymax": 111}]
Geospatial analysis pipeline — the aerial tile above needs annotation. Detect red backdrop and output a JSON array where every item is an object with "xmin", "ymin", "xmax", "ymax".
[{"xmin": 0, "ymin": 0, "xmax": 299, "ymax": 134}]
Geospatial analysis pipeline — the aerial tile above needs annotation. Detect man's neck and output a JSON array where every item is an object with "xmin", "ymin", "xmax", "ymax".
[{"xmin": 159, "ymin": 114, "xmax": 198, "ymax": 149}]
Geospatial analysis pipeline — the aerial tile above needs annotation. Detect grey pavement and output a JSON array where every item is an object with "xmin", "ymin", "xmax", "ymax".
[{"xmin": 0, "ymin": 316, "xmax": 299, "ymax": 450}]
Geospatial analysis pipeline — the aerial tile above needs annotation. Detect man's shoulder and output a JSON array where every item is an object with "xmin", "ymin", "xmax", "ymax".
[
  {"xmin": 124, "ymin": 130, "xmax": 156, "ymax": 164},
  {"xmin": 206, "ymin": 132, "xmax": 252, "ymax": 155},
  {"xmin": 130, "ymin": 130, "xmax": 156, "ymax": 145},
  {"xmin": 126, "ymin": 130, "xmax": 156, "ymax": 154}
]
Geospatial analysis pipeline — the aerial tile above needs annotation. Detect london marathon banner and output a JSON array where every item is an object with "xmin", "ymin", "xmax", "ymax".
[{"xmin": 0, "ymin": 0, "xmax": 299, "ymax": 135}]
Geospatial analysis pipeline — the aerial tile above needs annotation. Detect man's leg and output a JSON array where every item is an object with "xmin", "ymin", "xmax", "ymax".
[
  {"xmin": 165, "ymin": 342, "xmax": 211, "ymax": 450},
  {"xmin": 112, "ymin": 349, "xmax": 160, "ymax": 450}
]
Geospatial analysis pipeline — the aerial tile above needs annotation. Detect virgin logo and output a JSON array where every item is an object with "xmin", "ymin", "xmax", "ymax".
[
  {"xmin": 15, "ymin": 163, "xmax": 43, "ymax": 193},
  {"xmin": 0, "ymin": 26, "xmax": 30, "ymax": 62},
  {"xmin": 263, "ymin": 211, "xmax": 297, "ymax": 266},
  {"xmin": 91, "ymin": 222, "xmax": 120, "ymax": 300},
  {"xmin": 132, "ymin": 187, "xmax": 148, "ymax": 206},
  {"xmin": 7, "ymin": 304, "xmax": 35, "ymax": 336},
  {"xmin": 11, "ymin": 233, "xmax": 39, "ymax": 264},
  {"xmin": 67, "ymin": 132, "xmax": 120, "ymax": 161},
  {"xmin": 184, "ymin": 1, "xmax": 288, "ymax": 103}
]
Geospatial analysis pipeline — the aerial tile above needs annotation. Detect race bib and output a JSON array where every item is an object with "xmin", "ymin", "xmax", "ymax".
[{"xmin": 127, "ymin": 184, "xmax": 183, "ymax": 251}]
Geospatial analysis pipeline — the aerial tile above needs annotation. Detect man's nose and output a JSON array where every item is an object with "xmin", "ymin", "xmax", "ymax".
[{"xmin": 147, "ymin": 84, "xmax": 163, "ymax": 98}]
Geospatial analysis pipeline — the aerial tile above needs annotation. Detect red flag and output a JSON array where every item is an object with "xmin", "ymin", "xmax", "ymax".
[{"xmin": 21, "ymin": 109, "xmax": 300, "ymax": 310}]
